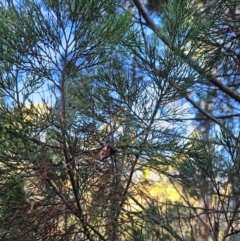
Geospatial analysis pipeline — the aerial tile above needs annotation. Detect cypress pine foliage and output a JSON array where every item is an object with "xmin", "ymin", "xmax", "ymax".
[
  {"xmin": 0, "ymin": 0, "xmax": 240, "ymax": 240},
  {"xmin": 128, "ymin": 0, "xmax": 240, "ymax": 240}
]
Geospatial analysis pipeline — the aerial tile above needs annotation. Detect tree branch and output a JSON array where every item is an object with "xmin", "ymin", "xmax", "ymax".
[
  {"xmin": 131, "ymin": 0, "xmax": 240, "ymax": 103},
  {"xmin": 185, "ymin": 96, "xmax": 221, "ymax": 125},
  {"xmin": 129, "ymin": 194, "xmax": 185, "ymax": 241}
]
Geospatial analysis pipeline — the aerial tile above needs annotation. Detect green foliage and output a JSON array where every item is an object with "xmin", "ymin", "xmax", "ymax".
[
  {"xmin": 0, "ymin": 173, "xmax": 26, "ymax": 239},
  {"xmin": 0, "ymin": 0, "xmax": 239, "ymax": 240}
]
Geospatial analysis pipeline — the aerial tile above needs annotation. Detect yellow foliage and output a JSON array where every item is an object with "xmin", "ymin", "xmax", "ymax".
[
  {"xmin": 22, "ymin": 103, "xmax": 50, "ymax": 122},
  {"xmin": 141, "ymin": 167, "xmax": 182, "ymax": 203}
]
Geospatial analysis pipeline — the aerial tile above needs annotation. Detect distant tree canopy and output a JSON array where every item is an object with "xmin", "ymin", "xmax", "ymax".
[{"xmin": 0, "ymin": 0, "xmax": 240, "ymax": 240}]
